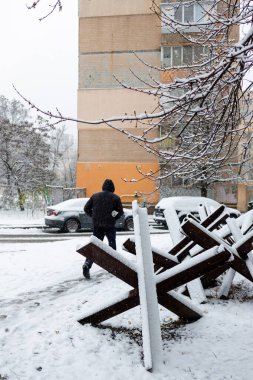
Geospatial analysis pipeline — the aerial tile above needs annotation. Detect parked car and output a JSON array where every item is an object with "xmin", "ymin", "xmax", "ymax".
[
  {"xmin": 153, "ymin": 196, "xmax": 240, "ymax": 227},
  {"xmin": 248, "ymin": 201, "xmax": 253, "ymax": 211},
  {"xmin": 45, "ymin": 198, "xmax": 134, "ymax": 232}
]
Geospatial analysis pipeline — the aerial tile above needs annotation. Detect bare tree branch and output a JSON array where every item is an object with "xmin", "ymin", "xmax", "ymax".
[{"xmin": 26, "ymin": 0, "xmax": 62, "ymax": 21}]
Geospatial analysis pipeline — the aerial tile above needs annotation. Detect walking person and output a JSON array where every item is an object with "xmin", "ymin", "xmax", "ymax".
[{"xmin": 82, "ymin": 179, "xmax": 124, "ymax": 279}]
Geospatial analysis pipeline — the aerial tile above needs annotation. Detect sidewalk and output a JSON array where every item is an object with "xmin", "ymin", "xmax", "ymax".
[{"xmin": 0, "ymin": 210, "xmax": 45, "ymax": 227}]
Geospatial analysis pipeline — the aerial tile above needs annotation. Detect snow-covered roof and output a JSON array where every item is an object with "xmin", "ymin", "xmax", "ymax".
[
  {"xmin": 155, "ymin": 196, "xmax": 220, "ymax": 211},
  {"xmin": 48, "ymin": 198, "xmax": 89, "ymax": 211},
  {"xmin": 47, "ymin": 198, "xmax": 133, "ymax": 215}
]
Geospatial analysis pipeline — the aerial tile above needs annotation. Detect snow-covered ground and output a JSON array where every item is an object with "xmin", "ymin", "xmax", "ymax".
[
  {"xmin": 0, "ymin": 211, "xmax": 253, "ymax": 380},
  {"xmin": 0, "ymin": 210, "xmax": 45, "ymax": 226}
]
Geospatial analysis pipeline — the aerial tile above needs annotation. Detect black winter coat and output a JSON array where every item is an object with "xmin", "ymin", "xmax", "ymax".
[{"xmin": 84, "ymin": 188, "xmax": 124, "ymax": 228}]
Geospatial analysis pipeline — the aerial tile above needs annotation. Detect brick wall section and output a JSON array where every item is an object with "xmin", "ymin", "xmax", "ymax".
[
  {"xmin": 78, "ymin": 128, "xmax": 158, "ymax": 162},
  {"xmin": 76, "ymin": 161, "xmax": 160, "ymax": 203},
  {"xmin": 77, "ymin": 87, "xmax": 159, "ymax": 121},
  {"xmin": 162, "ymin": 33, "xmax": 194, "ymax": 46},
  {"xmin": 79, "ymin": 0, "xmax": 155, "ymax": 18},
  {"xmin": 160, "ymin": 68, "xmax": 190, "ymax": 83},
  {"xmin": 79, "ymin": 14, "xmax": 161, "ymax": 53},
  {"xmin": 79, "ymin": 51, "xmax": 160, "ymax": 88},
  {"xmin": 162, "ymin": 26, "xmax": 239, "ymax": 46}
]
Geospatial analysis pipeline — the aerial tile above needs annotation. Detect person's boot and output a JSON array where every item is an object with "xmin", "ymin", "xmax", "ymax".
[{"xmin": 82, "ymin": 264, "xmax": 90, "ymax": 279}]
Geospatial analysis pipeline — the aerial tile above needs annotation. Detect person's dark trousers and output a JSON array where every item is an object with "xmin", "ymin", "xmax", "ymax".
[{"xmin": 85, "ymin": 226, "xmax": 116, "ymax": 268}]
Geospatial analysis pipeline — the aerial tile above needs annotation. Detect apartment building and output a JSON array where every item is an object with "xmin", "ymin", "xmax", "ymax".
[
  {"xmin": 237, "ymin": 92, "xmax": 253, "ymax": 210},
  {"xmin": 76, "ymin": 0, "xmax": 161, "ymax": 204},
  {"xmin": 77, "ymin": 0, "xmax": 242, "ymax": 207}
]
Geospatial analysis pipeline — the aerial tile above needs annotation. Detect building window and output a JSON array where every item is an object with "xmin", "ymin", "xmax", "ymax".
[
  {"xmin": 161, "ymin": 45, "xmax": 210, "ymax": 68},
  {"xmin": 175, "ymin": 3, "xmax": 194, "ymax": 23},
  {"xmin": 161, "ymin": 1, "xmax": 212, "ymax": 33},
  {"xmin": 159, "ymin": 124, "xmax": 176, "ymax": 150},
  {"xmin": 160, "ymin": 87, "xmax": 186, "ymax": 111}
]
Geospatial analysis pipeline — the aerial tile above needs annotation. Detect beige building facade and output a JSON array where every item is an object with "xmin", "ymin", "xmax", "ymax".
[
  {"xmin": 77, "ymin": 0, "xmax": 161, "ymax": 204},
  {"xmin": 77, "ymin": 1, "xmax": 245, "ymax": 209}
]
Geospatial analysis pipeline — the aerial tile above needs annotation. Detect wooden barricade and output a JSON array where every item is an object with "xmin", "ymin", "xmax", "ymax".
[
  {"xmin": 77, "ymin": 238, "xmax": 202, "ymax": 323},
  {"xmin": 123, "ymin": 205, "xmax": 231, "ymax": 289},
  {"xmin": 77, "ymin": 236, "xmax": 232, "ymax": 324},
  {"xmin": 123, "ymin": 207, "xmax": 253, "ymax": 296},
  {"xmin": 181, "ymin": 218, "xmax": 253, "ymax": 291},
  {"xmin": 76, "ymin": 202, "xmax": 253, "ymax": 372}
]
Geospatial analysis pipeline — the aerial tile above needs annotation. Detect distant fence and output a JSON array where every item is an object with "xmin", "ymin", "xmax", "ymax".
[
  {"xmin": 246, "ymin": 182, "xmax": 253, "ymax": 202},
  {"xmin": 160, "ymin": 186, "xmax": 203, "ymax": 198},
  {"xmin": 160, "ymin": 182, "xmax": 237, "ymax": 205},
  {"xmin": 0, "ymin": 184, "xmax": 86, "ymax": 210},
  {"xmin": 213, "ymin": 183, "xmax": 237, "ymax": 205},
  {"xmin": 45, "ymin": 185, "xmax": 86, "ymax": 205}
]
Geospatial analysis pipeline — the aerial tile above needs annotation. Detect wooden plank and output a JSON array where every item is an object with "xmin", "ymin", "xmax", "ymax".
[
  {"xmin": 77, "ymin": 243, "xmax": 138, "ymax": 288},
  {"xmin": 218, "ymin": 268, "xmax": 236, "ymax": 299},
  {"xmin": 181, "ymin": 221, "xmax": 218, "ymax": 250},
  {"xmin": 208, "ymin": 214, "xmax": 229, "ymax": 232},
  {"xmin": 235, "ymin": 234, "xmax": 253, "ymax": 259},
  {"xmin": 218, "ymin": 218, "xmax": 243, "ymax": 298},
  {"xmin": 186, "ymin": 278, "xmax": 207, "ymax": 304},
  {"xmin": 180, "ymin": 219, "xmax": 232, "ymax": 252},
  {"xmin": 78, "ymin": 289, "xmax": 139, "ymax": 325},
  {"xmin": 157, "ymin": 292, "xmax": 202, "ymax": 321},
  {"xmin": 201, "ymin": 263, "xmax": 230, "ymax": 288},
  {"xmin": 174, "ymin": 214, "xmax": 228, "ymax": 262},
  {"xmin": 246, "ymin": 253, "xmax": 253, "ymax": 278},
  {"xmin": 174, "ymin": 241, "xmax": 195, "ymax": 262},
  {"xmin": 122, "ymin": 238, "xmax": 136, "ymax": 255},
  {"xmin": 241, "ymin": 210, "xmax": 253, "ymax": 234},
  {"xmin": 199, "ymin": 204, "xmax": 226, "ymax": 228},
  {"xmin": 78, "ymin": 286, "xmax": 202, "ymax": 325},
  {"xmin": 168, "ymin": 205, "xmax": 226, "ymax": 257},
  {"xmin": 156, "ymin": 248, "xmax": 231, "ymax": 293},
  {"xmin": 133, "ymin": 201, "xmax": 163, "ymax": 371},
  {"xmin": 243, "ymin": 222, "xmax": 253, "ymax": 235},
  {"xmin": 230, "ymin": 254, "xmax": 253, "ymax": 282},
  {"xmin": 123, "ymin": 238, "xmax": 178, "ymax": 269},
  {"xmin": 168, "ymin": 235, "xmax": 192, "ymax": 257}
]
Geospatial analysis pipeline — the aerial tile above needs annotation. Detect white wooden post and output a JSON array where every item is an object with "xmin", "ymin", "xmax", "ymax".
[
  {"xmin": 164, "ymin": 206, "xmax": 183, "ymax": 244},
  {"xmin": 132, "ymin": 200, "xmax": 164, "ymax": 372},
  {"xmin": 186, "ymin": 204, "xmax": 208, "ymax": 304},
  {"xmin": 218, "ymin": 218, "xmax": 239, "ymax": 298},
  {"xmin": 241, "ymin": 211, "xmax": 253, "ymax": 278},
  {"xmin": 241, "ymin": 210, "xmax": 253, "ymax": 234},
  {"xmin": 197, "ymin": 203, "xmax": 209, "ymax": 221}
]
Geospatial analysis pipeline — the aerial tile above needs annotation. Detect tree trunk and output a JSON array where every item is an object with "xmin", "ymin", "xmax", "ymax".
[
  {"xmin": 17, "ymin": 188, "xmax": 25, "ymax": 211},
  {"xmin": 201, "ymin": 186, "xmax": 208, "ymax": 198}
]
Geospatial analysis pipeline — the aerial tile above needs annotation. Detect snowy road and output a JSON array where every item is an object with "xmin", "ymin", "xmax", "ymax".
[
  {"xmin": 1, "ymin": 233, "xmax": 253, "ymax": 379},
  {"xmin": 0, "ymin": 227, "xmax": 168, "ymax": 243}
]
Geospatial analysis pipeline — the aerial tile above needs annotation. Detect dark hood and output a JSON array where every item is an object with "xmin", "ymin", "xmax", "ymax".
[{"xmin": 102, "ymin": 179, "xmax": 115, "ymax": 193}]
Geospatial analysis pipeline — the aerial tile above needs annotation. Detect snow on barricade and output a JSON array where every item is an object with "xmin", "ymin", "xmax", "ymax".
[
  {"xmin": 155, "ymin": 245, "xmax": 233, "ymax": 285},
  {"xmin": 90, "ymin": 235, "xmax": 138, "ymax": 272}
]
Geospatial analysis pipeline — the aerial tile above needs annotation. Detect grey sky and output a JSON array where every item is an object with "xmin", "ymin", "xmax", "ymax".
[
  {"xmin": 0, "ymin": 0, "xmax": 78, "ymax": 134},
  {"xmin": 0, "ymin": 1, "xmax": 251, "ymax": 135}
]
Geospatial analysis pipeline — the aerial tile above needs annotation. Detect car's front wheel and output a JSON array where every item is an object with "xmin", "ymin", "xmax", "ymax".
[
  {"xmin": 125, "ymin": 217, "xmax": 134, "ymax": 231},
  {"xmin": 64, "ymin": 218, "xmax": 80, "ymax": 233}
]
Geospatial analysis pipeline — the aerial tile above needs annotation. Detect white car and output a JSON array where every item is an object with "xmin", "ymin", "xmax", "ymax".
[
  {"xmin": 153, "ymin": 196, "xmax": 240, "ymax": 227},
  {"xmin": 45, "ymin": 198, "xmax": 134, "ymax": 232}
]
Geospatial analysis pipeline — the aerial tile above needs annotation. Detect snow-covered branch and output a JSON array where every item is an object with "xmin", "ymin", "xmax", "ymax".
[
  {"xmin": 22, "ymin": 0, "xmax": 253, "ymax": 193},
  {"xmin": 26, "ymin": 0, "xmax": 62, "ymax": 21}
]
